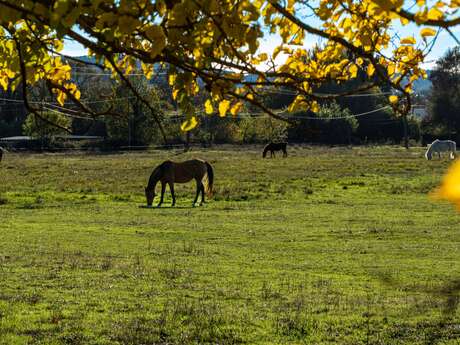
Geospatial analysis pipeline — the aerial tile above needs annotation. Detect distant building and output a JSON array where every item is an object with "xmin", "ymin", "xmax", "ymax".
[
  {"xmin": 0, "ymin": 135, "xmax": 103, "ymax": 149},
  {"xmin": 412, "ymin": 106, "xmax": 427, "ymax": 118}
]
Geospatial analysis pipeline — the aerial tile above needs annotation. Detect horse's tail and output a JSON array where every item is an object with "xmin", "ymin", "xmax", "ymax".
[{"xmin": 204, "ymin": 161, "xmax": 214, "ymax": 197}]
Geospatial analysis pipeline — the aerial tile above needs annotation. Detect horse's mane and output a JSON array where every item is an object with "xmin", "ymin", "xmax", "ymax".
[{"xmin": 147, "ymin": 163, "xmax": 165, "ymax": 189}]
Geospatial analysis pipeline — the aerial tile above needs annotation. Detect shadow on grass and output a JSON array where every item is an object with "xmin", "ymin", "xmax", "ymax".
[
  {"xmin": 372, "ymin": 270, "xmax": 460, "ymax": 345},
  {"xmin": 139, "ymin": 205, "xmax": 208, "ymax": 210}
]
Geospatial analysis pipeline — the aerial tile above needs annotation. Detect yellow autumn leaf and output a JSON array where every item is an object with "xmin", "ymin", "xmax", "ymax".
[
  {"xmin": 168, "ymin": 73, "xmax": 176, "ymax": 86},
  {"xmin": 273, "ymin": 46, "xmax": 283, "ymax": 59},
  {"xmin": 145, "ymin": 25, "xmax": 166, "ymax": 57},
  {"xmin": 145, "ymin": 25, "xmax": 164, "ymax": 41},
  {"xmin": 73, "ymin": 88, "xmax": 81, "ymax": 100},
  {"xmin": 427, "ymin": 7, "xmax": 444, "ymax": 20},
  {"xmin": 5, "ymin": 69, "xmax": 15, "ymax": 79},
  {"xmin": 53, "ymin": 40, "xmax": 64, "ymax": 52},
  {"xmin": 56, "ymin": 91, "xmax": 66, "ymax": 106},
  {"xmin": 389, "ymin": 95, "xmax": 398, "ymax": 104},
  {"xmin": 431, "ymin": 160, "xmax": 460, "ymax": 211},
  {"xmin": 367, "ymin": 64, "xmax": 376, "ymax": 77},
  {"xmin": 349, "ymin": 64, "xmax": 358, "ymax": 78},
  {"xmin": 400, "ymin": 36, "xmax": 416, "ymax": 45},
  {"xmin": 387, "ymin": 64, "xmax": 396, "ymax": 77},
  {"xmin": 230, "ymin": 101, "xmax": 243, "ymax": 116},
  {"xmin": 218, "ymin": 99, "xmax": 231, "ymax": 117},
  {"xmin": 0, "ymin": 75, "xmax": 8, "ymax": 90},
  {"xmin": 118, "ymin": 16, "xmax": 140, "ymax": 34},
  {"xmin": 288, "ymin": 95, "xmax": 305, "ymax": 112},
  {"xmin": 258, "ymin": 53, "xmax": 268, "ymax": 61},
  {"xmin": 141, "ymin": 62, "xmax": 154, "ymax": 79},
  {"xmin": 371, "ymin": 0, "xmax": 404, "ymax": 10},
  {"xmin": 204, "ymin": 99, "xmax": 213, "ymax": 114},
  {"xmin": 172, "ymin": 89, "xmax": 179, "ymax": 100},
  {"xmin": 180, "ymin": 116, "xmax": 198, "ymax": 131},
  {"xmin": 420, "ymin": 28, "xmax": 436, "ymax": 37},
  {"xmin": 310, "ymin": 101, "xmax": 319, "ymax": 113},
  {"xmin": 399, "ymin": 17, "xmax": 409, "ymax": 25}
]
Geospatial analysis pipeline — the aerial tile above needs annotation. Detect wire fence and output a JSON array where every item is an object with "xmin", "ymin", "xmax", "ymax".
[{"xmin": 1, "ymin": 95, "xmax": 397, "ymax": 122}]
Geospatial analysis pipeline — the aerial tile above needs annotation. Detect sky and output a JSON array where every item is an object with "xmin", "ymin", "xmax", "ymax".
[{"xmin": 61, "ymin": 18, "xmax": 460, "ymax": 70}]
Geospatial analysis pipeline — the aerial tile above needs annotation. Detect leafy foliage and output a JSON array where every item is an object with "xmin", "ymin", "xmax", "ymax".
[
  {"xmin": 105, "ymin": 76, "xmax": 166, "ymax": 145},
  {"xmin": 22, "ymin": 110, "xmax": 71, "ymax": 138},
  {"xmin": 0, "ymin": 0, "xmax": 454, "ymax": 131},
  {"xmin": 426, "ymin": 47, "xmax": 460, "ymax": 140},
  {"xmin": 287, "ymin": 102, "xmax": 357, "ymax": 144}
]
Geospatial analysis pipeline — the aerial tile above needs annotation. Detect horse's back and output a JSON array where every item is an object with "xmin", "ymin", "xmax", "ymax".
[
  {"xmin": 431, "ymin": 139, "xmax": 456, "ymax": 148},
  {"xmin": 265, "ymin": 142, "xmax": 287, "ymax": 150},
  {"xmin": 166, "ymin": 159, "xmax": 208, "ymax": 183},
  {"xmin": 173, "ymin": 159, "xmax": 206, "ymax": 169}
]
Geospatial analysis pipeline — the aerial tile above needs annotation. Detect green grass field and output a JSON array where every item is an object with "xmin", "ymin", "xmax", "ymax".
[{"xmin": 1, "ymin": 145, "xmax": 460, "ymax": 344}]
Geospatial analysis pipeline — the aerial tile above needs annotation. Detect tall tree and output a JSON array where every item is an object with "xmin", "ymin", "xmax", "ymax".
[
  {"xmin": 105, "ymin": 76, "xmax": 166, "ymax": 145},
  {"xmin": 0, "ymin": 0, "xmax": 455, "ymax": 136},
  {"xmin": 428, "ymin": 47, "xmax": 460, "ymax": 139}
]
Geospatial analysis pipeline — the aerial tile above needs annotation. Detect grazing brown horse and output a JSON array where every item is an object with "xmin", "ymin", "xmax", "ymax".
[
  {"xmin": 263, "ymin": 142, "xmax": 287, "ymax": 158},
  {"xmin": 145, "ymin": 159, "xmax": 214, "ymax": 207}
]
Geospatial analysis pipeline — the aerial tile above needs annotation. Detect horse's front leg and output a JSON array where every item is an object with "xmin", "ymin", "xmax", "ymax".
[
  {"xmin": 157, "ymin": 182, "xmax": 166, "ymax": 207},
  {"xmin": 168, "ymin": 182, "xmax": 176, "ymax": 206}
]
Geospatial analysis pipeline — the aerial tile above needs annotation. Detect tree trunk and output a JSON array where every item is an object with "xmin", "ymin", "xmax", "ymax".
[{"xmin": 402, "ymin": 114, "xmax": 409, "ymax": 149}]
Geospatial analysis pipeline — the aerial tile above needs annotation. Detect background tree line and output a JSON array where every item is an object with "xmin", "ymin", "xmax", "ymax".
[{"xmin": 4, "ymin": 49, "xmax": 460, "ymax": 148}]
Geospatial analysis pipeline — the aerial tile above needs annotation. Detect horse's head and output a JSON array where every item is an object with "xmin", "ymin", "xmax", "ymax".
[
  {"xmin": 145, "ymin": 187, "xmax": 155, "ymax": 206},
  {"xmin": 425, "ymin": 149, "xmax": 432, "ymax": 160}
]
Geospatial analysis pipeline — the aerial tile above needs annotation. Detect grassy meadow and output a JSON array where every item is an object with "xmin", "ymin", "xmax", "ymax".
[{"xmin": 0, "ymin": 145, "xmax": 460, "ymax": 344}]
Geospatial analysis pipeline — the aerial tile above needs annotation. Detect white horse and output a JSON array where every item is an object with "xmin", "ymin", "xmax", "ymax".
[{"xmin": 425, "ymin": 139, "xmax": 457, "ymax": 160}]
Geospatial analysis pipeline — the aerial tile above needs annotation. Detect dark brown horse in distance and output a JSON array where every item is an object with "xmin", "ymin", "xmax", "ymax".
[
  {"xmin": 263, "ymin": 142, "xmax": 287, "ymax": 158},
  {"xmin": 145, "ymin": 159, "xmax": 214, "ymax": 207}
]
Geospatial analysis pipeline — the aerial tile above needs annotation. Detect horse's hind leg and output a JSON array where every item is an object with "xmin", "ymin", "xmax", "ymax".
[
  {"xmin": 283, "ymin": 149, "xmax": 287, "ymax": 157},
  {"xmin": 193, "ymin": 180, "xmax": 201, "ymax": 206},
  {"xmin": 168, "ymin": 182, "xmax": 176, "ymax": 206},
  {"xmin": 200, "ymin": 183, "xmax": 205, "ymax": 206}
]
